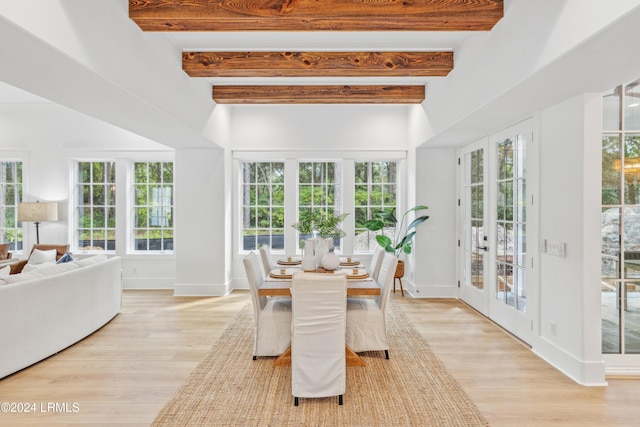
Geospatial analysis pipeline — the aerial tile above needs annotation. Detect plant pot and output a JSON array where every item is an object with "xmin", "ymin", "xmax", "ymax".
[{"xmin": 394, "ymin": 260, "xmax": 405, "ymax": 279}]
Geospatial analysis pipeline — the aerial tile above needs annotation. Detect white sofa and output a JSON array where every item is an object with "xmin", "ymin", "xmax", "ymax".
[{"xmin": 0, "ymin": 255, "xmax": 122, "ymax": 379}]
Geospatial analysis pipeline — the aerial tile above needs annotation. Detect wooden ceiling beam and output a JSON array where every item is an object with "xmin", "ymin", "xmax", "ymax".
[
  {"xmin": 212, "ymin": 85, "xmax": 426, "ymax": 104},
  {"xmin": 129, "ymin": 0, "xmax": 503, "ymax": 32},
  {"xmin": 184, "ymin": 51, "xmax": 453, "ymax": 78}
]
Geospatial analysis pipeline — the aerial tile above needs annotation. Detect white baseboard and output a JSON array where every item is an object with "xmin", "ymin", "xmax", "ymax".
[
  {"xmin": 533, "ymin": 337, "xmax": 607, "ymax": 386},
  {"xmin": 404, "ymin": 281, "xmax": 459, "ymax": 299}
]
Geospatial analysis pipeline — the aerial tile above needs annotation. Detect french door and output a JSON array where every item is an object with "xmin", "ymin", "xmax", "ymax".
[{"xmin": 459, "ymin": 120, "xmax": 537, "ymax": 344}]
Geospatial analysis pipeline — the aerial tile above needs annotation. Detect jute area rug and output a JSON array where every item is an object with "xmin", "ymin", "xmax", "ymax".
[{"xmin": 152, "ymin": 302, "xmax": 489, "ymax": 427}]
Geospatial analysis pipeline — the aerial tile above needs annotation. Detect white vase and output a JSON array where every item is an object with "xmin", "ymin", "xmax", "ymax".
[
  {"xmin": 322, "ymin": 249, "xmax": 340, "ymax": 271},
  {"xmin": 314, "ymin": 239, "xmax": 328, "ymax": 268},
  {"xmin": 303, "ymin": 238, "xmax": 315, "ymax": 258},
  {"xmin": 302, "ymin": 255, "xmax": 316, "ymax": 271}
]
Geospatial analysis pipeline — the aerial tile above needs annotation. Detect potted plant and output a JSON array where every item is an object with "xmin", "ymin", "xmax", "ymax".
[
  {"xmin": 365, "ymin": 205, "xmax": 429, "ymax": 282},
  {"xmin": 291, "ymin": 210, "xmax": 350, "ymax": 245}
]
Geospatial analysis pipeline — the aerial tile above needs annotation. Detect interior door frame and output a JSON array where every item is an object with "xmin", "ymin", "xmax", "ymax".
[
  {"xmin": 457, "ymin": 137, "xmax": 490, "ymax": 317},
  {"xmin": 486, "ymin": 118, "xmax": 539, "ymax": 344},
  {"xmin": 457, "ymin": 117, "xmax": 539, "ymax": 345}
]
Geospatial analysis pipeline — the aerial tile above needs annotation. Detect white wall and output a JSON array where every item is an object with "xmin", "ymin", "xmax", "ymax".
[
  {"xmin": 411, "ymin": 147, "xmax": 457, "ymax": 297},
  {"xmin": 230, "ymin": 105, "xmax": 409, "ymax": 151},
  {"xmin": 532, "ymin": 93, "xmax": 605, "ymax": 385},
  {"xmin": 174, "ymin": 148, "xmax": 230, "ymax": 296}
]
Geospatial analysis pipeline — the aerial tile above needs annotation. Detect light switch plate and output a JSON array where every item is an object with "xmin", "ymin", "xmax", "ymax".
[{"xmin": 546, "ymin": 240, "xmax": 566, "ymax": 257}]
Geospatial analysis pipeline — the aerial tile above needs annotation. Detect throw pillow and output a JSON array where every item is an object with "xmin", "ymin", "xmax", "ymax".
[
  {"xmin": 22, "ymin": 261, "xmax": 56, "ymax": 273},
  {"xmin": 0, "ymin": 265, "xmax": 10, "ymax": 277},
  {"xmin": 27, "ymin": 249, "xmax": 57, "ymax": 265},
  {"xmin": 57, "ymin": 253, "xmax": 74, "ymax": 264}
]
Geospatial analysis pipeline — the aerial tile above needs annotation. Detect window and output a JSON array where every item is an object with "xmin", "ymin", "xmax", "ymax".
[
  {"xmin": 241, "ymin": 161, "xmax": 285, "ymax": 251},
  {"xmin": 601, "ymin": 77, "xmax": 640, "ymax": 354},
  {"xmin": 354, "ymin": 161, "xmax": 397, "ymax": 252},
  {"xmin": 235, "ymin": 155, "xmax": 403, "ymax": 255},
  {"xmin": 0, "ymin": 161, "xmax": 23, "ymax": 252},
  {"xmin": 75, "ymin": 161, "xmax": 116, "ymax": 252},
  {"xmin": 298, "ymin": 161, "xmax": 343, "ymax": 250},
  {"xmin": 133, "ymin": 161, "xmax": 174, "ymax": 252}
]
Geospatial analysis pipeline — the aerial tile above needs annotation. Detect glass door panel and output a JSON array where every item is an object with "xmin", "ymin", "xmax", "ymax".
[
  {"xmin": 459, "ymin": 141, "xmax": 489, "ymax": 316},
  {"xmin": 495, "ymin": 136, "xmax": 527, "ymax": 313}
]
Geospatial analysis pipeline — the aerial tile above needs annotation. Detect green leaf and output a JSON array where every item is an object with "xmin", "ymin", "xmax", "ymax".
[
  {"xmin": 375, "ymin": 234, "xmax": 392, "ymax": 248},
  {"xmin": 377, "ymin": 210, "xmax": 397, "ymax": 225},
  {"xmin": 365, "ymin": 219, "xmax": 384, "ymax": 231},
  {"xmin": 399, "ymin": 230, "xmax": 416, "ymax": 247},
  {"xmin": 409, "ymin": 205, "xmax": 429, "ymax": 212},
  {"xmin": 402, "ymin": 242, "xmax": 412, "ymax": 254},
  {"xmin": 406, "ymin": 215, "xmax": 429, "ymax": 231}
]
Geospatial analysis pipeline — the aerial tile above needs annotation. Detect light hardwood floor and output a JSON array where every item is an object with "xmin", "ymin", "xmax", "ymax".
[{"xmin": 0, "ymin": 290, "xmax": 637, "ymax": 426}]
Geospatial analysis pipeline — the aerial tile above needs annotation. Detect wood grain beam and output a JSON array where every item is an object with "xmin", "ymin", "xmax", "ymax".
[
  {"xmin": 211, "ymin": 85, "xmax": 426, "ymax": 104},
  {"xmin": 184, "ymin": 51, "xmax": 452, "ymax": 78},
  {"xmin": 129, "ymin": 0, "xmax": 503, "ymax": 32}
]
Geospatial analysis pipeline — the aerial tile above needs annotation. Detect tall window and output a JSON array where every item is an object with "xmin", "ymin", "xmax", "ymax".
[
  {"xmin": 75, "ymin": 161, "xmax": 116, "ymax": 252},
  {"xmin": 298, "ymin": 161, "xmax": 343, "ymax": 250},
  {"xmin": 0, "ymin": 161, "xmax": 23, "ymax": 252},
  {"xmin": 133, "ymin": 162, "xmax": 174, "ymax": 252},
  {"xmin": 601, "ymin": 77, "xmax": 640, "ymax": 354},
  {"xmin": 241, "ymin": 162, "xmax": 285, "ymax": 251},
  {"xmin": 354, "ymin": 161, "xmax": 397, "ymax": 252}
]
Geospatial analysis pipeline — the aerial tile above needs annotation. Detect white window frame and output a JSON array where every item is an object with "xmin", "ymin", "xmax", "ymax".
[
  {"xmin": 72, "ymin": 160, "xmax": 117, "ymax": 254},
  {"xmin": 130, "ymin": 160, "xmax": 174, "ymax": 254},
  {"xmin": 233, "ymin": 151, "xmax": 406, "ymax": 257},
  {"xmin": 239, "ymin": 160, "xmax": 286, "ymax": 252},
  {"xmin": 0, "ymin": 159, "xmax": 24, "ymax": 254},
  {"xmin": 354, "ymin": 160, "xmax": 399, "ymax": 253}
]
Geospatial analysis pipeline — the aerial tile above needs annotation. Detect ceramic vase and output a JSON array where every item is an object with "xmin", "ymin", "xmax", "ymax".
[
  {"xmin": 315, "ymin": 238, "xmax": 328, "ymax": 268},
  {"xmin": 301, "ymin": 255, "xmax": 316, "ymax": 271},
  {"xmin": 321, "ymin": 249, "xmax": 340, "ymax": 271}
]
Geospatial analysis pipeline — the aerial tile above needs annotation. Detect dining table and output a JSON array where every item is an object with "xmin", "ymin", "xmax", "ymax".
[{"xmin": 258, "ymin": 256, "xmax": 379, "ymax": 367}]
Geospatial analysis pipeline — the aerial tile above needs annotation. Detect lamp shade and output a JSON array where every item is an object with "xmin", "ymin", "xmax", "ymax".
[{"xmin": 18, "ymin": 202, "xmax": 59, "ymax": 222}]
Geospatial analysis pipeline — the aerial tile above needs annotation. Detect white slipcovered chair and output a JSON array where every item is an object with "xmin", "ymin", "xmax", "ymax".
[
  {"xmin": 259, "ymin": 244, "xmax": 276, "ymax": 277},
  {"xmin": 345, "ymin": 253, "xmax": 399, "ymax": 359},
  {"xmin": 368, "ymin": 245, "xmax": 385, "ymax": 282},
  {"xmin": 243, "ymin": 252, "xmax": 292, "ymax": 359},
  {"xmin": 291, "ymin": 272, "xmax": 347, "ymax": 406}
]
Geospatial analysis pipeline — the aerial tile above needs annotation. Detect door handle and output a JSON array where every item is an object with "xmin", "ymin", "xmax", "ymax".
[{"xmin": 478, "ymin": 246, "xmax": 489, "ymax": 251}]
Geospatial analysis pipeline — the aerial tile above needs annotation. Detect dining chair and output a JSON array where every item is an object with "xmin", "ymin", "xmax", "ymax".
[
  {"xmin": 345, "ymin": 253, "xmax": 398, "ymax": 359},
  {"xmin": 259, "ymin": 244, "xmax": 276, "ymax": 277},
  {"xmin": 243, "ymin": 252, "xmax": 292, "ymax": 359},
  {"xmin": 291, "ymin": 272, "xmax": 347, "ymax": 406},
  {"xmin": 368, "ymin": 245, "xmax": 385, "ymax": 282}
]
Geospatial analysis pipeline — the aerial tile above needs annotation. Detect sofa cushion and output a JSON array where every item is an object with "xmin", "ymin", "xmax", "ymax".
[
  {"xmin": 4, "ymin": 271, "xmax": 45, "ymax": 284},
  {"xmin": 28, "ymin": 249, "xmax": 57, "ymax": 265},
  {"xmin": 0, "ymin": 265, "xmax": 10, "ymax": 277},
  {"xmin": 29, "ymin": 244, "xmax": 70, "ymax": 262},
  {"xmin": 23, "ymin": 261, "xmax": 56, "ymax": 273},
  {"xmin": 74, "ymin": 255, "xmax": 108, "ymax": 267}
]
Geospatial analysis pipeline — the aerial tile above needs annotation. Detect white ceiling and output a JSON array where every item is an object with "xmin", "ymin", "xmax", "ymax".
[{"xmin": 0, "ymin": 81, "xmax": 50, "ymax": 105}]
